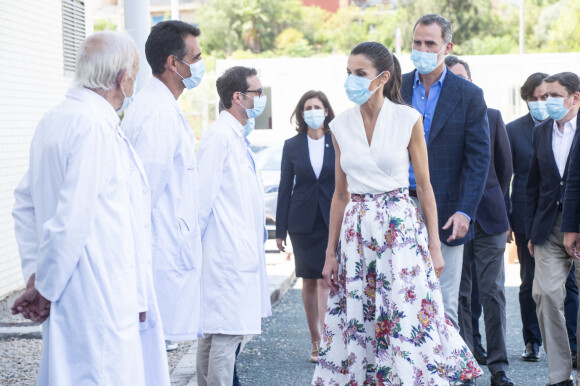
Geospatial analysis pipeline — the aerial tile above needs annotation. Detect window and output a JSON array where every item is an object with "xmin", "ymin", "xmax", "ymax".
[{"xmin": 62, "ymin": 0, "xmax": 86, "ymax": 76}]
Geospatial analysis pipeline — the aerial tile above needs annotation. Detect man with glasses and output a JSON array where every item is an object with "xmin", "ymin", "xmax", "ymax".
[
  {"xmin": 196, "ymin": 66, "xmax": 271, "ymax": 386},
  {"xmin": 122, "ymin": 20, "xmax": 205, "ymax": 361}
]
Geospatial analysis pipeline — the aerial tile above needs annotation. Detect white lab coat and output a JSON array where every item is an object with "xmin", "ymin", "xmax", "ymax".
[
  {"xmin": 197, "ymin": 111, "xmax": 272, "ymax": 335},
  {"xmin": 121, "ymin": 126, "xmax": 170, "ymax": 386},
  {"xmin": 12, "ymin": 88, "xmax": 145, "ymax": 385},
  {"xmin": 122, "ymin": 77, "xmax": 202, "ymax": 340}
]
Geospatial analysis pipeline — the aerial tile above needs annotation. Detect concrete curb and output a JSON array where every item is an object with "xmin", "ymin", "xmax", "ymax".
[{"xmin": 0, "ymin": 324, "xmax": 42, "ymax": 339}]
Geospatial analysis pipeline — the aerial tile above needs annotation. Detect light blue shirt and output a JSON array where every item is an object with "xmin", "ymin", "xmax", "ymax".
[
  {"xmin": 409, "ymin": 67, "xmax": 471, "ymax": 222},
  {"xmin": 409, "ymin": 66, "xmax": 447, "ymax": 189}
]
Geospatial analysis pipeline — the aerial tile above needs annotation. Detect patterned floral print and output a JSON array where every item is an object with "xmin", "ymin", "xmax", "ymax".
[{"xmin": 312, "ymin": 188, "xmax": 482, "ymax": 385}]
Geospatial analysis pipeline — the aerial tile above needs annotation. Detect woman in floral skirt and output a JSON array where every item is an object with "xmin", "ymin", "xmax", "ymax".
[{"xmin": 311, "ymin": 42, "xmax": 482, "ymax": 385}]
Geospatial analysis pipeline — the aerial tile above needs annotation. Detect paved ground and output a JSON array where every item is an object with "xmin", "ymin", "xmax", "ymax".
[
  {"xmin": 1, "ymin": 245, "xmax": 574, "ymax": 385},
  {"xmin": 233, "ymin": 267, "xmax": 568, "ymax": 386}
]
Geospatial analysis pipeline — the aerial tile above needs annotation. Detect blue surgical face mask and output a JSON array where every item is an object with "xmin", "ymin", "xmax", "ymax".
[
  {"xmin": 117, "ymin": 73, "xmax": 136, "ymax": 113},
  {"xmin": 177, "ymin": 58, "xmax": 205, "ymax": 90},
  {"xmin": 244, "ymin": 118, "xmax": 255, "ymax": 136},
  {"xmin": 240, "ymin": 93, "xmax": 267, "ymax": 119},
  {"xmin": 344, "ymin": 71, "xmax": 384, "ymax": 106},
  {"xmin": 410, "ymin": 45, "xmax": 445, "ymax": 75},
  {"xmin": 528, "ymin": 101, "xmax": 549, "ymax": 121},
  {"xmin": 546, "ymin": 96, "xmax": 571, "ymax": 121},
  {"xmin": 304, "ymin": 109, "xmax": 326, "ymax": 129}
]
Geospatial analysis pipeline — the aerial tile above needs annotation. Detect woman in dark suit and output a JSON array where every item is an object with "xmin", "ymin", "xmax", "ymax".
[{"xmin": 276, "ymin": 90, "xmax": 335, "ymax": 362}]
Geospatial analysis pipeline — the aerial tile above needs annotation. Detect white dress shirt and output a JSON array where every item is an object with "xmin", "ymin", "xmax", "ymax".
[
  {"xmin": 552, "ymin": 117, "xmax": 578, "ymax": 177},
  {"xmin": 307, "ymin": 134, "xmax": 325, "ymax": 179}
]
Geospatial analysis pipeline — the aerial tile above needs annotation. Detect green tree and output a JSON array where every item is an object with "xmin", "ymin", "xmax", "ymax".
[
  {"xmin": 196, "ymin": 0, "xmax": 302, "ymax": 56},
  {"xmin": 275, "ymin": 28, "xmax": 314, "ymax": 57},
  {"xmin": 545, "ymin": 0, "xmax": 580, "ymax": 52}
]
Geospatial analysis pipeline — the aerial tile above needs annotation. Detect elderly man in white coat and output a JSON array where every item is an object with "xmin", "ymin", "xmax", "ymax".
[
  {"xmin": 196, "ymin": 66, "xmax": 272, "ymax": 386},
  {"xmin": 122, "ymin": 20, "xmax": 204, "ymax": 349},
  {"xmin": 10, "ymin": 31, "xmax": 152, "ymax": 385}
]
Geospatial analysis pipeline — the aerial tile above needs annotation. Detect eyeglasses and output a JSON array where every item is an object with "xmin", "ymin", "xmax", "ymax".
[{"xmin": 244, "ymin": 88, "xmax": 264, "ymax": 97}]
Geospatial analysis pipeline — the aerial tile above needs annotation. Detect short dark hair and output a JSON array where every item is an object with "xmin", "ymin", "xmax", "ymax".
[
  {"xmin": 291, "ymin": 90, "xmax": 335, "ymax": 134},
  {"xmin": 445, "ymin": 55, "xmax": 471, "ymax": 80},
  {"xmin": 216, "ymin": 66, "xmax": 258, "ymax": 109},
  {"xmin": 544, "ymin": 72, "xmax": 580, "ymax": 95},
  {"xmin": 414, "ymin": 14, "xmax": 452, "ymax": 43},
  {"xmin": 520, "ymin": 72, "xmax": 549, "ymax": 101},
  {"xmin": 145, "ymin": 20, "xmax": 201, "ymax": 75},
  {"xmin": 350, "ymin": 42, "xmax": 404, "ymax": 104}
]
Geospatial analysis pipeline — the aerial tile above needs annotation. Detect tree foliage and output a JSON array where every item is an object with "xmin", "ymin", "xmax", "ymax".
[{"xmin": 196, "ymin": 0, "xmax": 579, "ymax": 59}]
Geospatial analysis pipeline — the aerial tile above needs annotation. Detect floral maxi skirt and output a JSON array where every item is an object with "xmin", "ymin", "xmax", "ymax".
[{"xmin": 312, "ymin": 188, "xmax": 482, "ymax": 385}]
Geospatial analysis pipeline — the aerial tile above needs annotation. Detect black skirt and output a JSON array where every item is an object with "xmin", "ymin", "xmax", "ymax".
[{"xmin": 288, "ymin": 208, "xmax": 328, "ymax": 279}]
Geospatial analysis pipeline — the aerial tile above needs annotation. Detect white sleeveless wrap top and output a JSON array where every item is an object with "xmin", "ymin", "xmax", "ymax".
[{"xmin": 330, "ymin": 98, "xmax": 421, "ymax": 194}]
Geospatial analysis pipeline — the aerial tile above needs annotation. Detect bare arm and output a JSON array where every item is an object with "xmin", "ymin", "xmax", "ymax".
[
  {"xmin": 408, "ymin": 118, "xmax": 444, "ymax": 277},
  {"xmin": 322, "ymin": 134, "xmax": 350, "ymax": 291}
]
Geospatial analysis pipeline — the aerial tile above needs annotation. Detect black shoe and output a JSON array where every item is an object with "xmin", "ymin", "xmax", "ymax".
[
  {"xmin": 547, "ymin": 376, "xmax": 574, "ymax": 386},
  {"xmin": 472, "ymin": 343, "xmax": 487, "ymax": 365},
  {"xmin": 521, "ymin": 342, "xmax": 540, "ymax": 362},
  {"xmin": 490, "ymin": 371, "xmax": 515, "ymax": 386},
  {"xmin": 572, "ymin": 350, "xmax": 577, "ymax": 369}
]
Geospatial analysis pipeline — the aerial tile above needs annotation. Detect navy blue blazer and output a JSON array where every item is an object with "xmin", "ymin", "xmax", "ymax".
[
  {"xmin": 562, "ymin": 123, "xmax": 580, "ymax": 233},
  {"xmin": 275, "ymin": 132, "xmax": 335, "ymax": 239},
  {"xmin": 505, "ymin": 113, "xmax": 535, "ymax": 234},
  {"xmin": 476, "ymin": 108, "xmax": 512, "ymax": 235},
  {"xmin": 525, "ymin": 111, "xmax": 580, "ymax": 245},
  {"xmin": 402, "ymin": 70, "xmax": 491, "ymax": 246}
]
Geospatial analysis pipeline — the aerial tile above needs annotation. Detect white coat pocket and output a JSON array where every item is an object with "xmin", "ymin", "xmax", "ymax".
[
  {"xmin": 235, "ymin": 228, "xmax": 260, "ymax": 272},
  {"xmin": 176, "ymin": 217, "xmax": 199, "ymax": 271}
]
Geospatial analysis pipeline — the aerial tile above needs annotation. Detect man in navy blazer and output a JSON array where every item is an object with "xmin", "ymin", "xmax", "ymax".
[
  {"xmin": 506, "ymin": 73, "xmax": 578, "ymax": 365},
  {"xmin": 445, "ymin": 56, "xmax": 514, "ymax": 384},
  {"xmin": 402, "ymin": 15, "xmax": 491, "ymax": 378},
  {"xmin": 563, "ymin": 126, "xmax": 580, "ymax": 257},
  {"xmin": 526, "ymin": 72, "xmax": 580, "ymax": 386}
]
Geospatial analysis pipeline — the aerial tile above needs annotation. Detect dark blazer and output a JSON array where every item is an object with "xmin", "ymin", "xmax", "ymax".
[
  {"xmin": 476, "ymin": 108, "xmax": 512, "ymax": 235},
  {"xmin": 275, "ymin": 132, "xmax": 335, "ymax": 239},
  {"xmin": 562, "ymin": 115, "xmax": 580, "ymax": 233},
  {"xmin": 525, "ymin": 111, "xmax": 580, "ymax": 245},
  {"xmin": 505, "ymin": 113, "xmax": 535, "ymax": 234},
  {"xmin": 402, "ymin": 69, "xmax": 491, "ymax": 246}
]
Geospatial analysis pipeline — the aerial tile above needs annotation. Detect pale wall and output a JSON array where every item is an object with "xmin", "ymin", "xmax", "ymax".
[
  {"xmin": 217, "ymin": 53, "xmax": 580, "ymax": 145},
  {"xmin": 0, "ymin": 0, "xmax": 72, "ymax": 298}
]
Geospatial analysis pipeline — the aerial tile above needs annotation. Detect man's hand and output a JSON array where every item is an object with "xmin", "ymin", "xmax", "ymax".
[
  {"xmin": 564, "ymin": 232, "xmax": 580, "ymax": 259},
  {"xmin": 11, "ymin": 274, "xmax": 51, "ymax": 323},
  {"xmin": 527, "ymin": 240, "xmax": 535, "ymax": 257},
  {"xmin": 139, "ymin": 312, "xmax": 147, "ymax": 323},
  {"xmin": 442, "ymin": 212, "xmax": 470, "ymax": 243},
  {"xmin": 322, "ymin": 250, "xmax": 339, "ymax": 292},
  {"xmin": 276, "ymin": 237, "xmax": 286, "ymax": 253},
  {"xmin": 507, "ymin": 227, "xmax": 514, "ymax": 244}
]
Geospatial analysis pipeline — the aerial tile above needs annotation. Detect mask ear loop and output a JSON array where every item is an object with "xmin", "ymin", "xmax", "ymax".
[{"xmin": 369, "ymin": 71, "xmax": 386, "ymax": 93}]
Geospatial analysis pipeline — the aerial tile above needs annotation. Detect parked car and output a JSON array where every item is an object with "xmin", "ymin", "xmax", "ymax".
[{"xmin": 253, "ymin": 143, "xmax": 283, "ymax": 239}]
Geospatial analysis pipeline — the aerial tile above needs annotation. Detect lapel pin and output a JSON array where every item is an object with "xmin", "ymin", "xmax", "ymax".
[{"xmin": 326, "ymin": 143, "xmax": 329, "ymax": 148}]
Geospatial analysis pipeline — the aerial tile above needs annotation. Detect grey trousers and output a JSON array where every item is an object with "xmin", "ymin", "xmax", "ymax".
[
  {"xmin": 458, "ymin": 221, "xmax": 509, "ymax": 373},
  {"xmin": 533, "ymin": 212, "xmax": 579, "ymax": 385},
  {"xmin": 196, "ymin": 334, "xmax": 244, "ymax": 386},
  {"xmin": 412, "ymin": 197, "xmax": 464, "ymax": 329}
]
